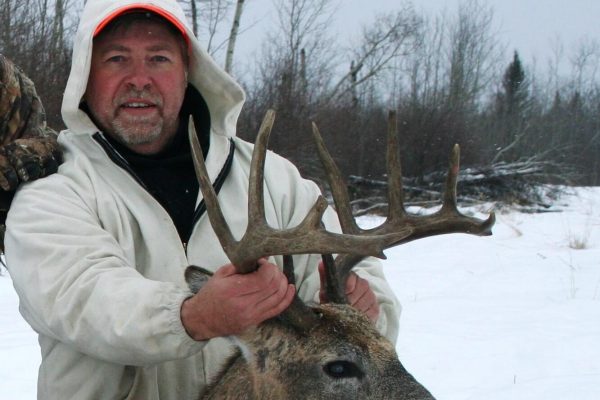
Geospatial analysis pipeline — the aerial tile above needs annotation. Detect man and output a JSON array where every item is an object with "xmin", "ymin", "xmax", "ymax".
[{"xmin": 5, "ymin": 0, "xmax": 400, "ymax": 398}]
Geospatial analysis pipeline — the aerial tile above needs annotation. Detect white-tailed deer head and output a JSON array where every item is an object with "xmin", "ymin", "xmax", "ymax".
[{"xmin": 185, "ymin": 110, "xmax": 494, "ymax": 399}]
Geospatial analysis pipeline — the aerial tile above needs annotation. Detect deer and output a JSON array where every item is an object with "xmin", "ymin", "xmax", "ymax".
[{"xmin": 185, "ymin": 110, "xmax": 495, "ymax": 399}]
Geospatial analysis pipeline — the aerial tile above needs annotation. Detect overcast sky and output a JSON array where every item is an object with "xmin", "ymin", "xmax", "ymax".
[
  {"xmin": 416, "ymin": 0, "xmax": 600, "ymax": 64},
  {"xmin": 231, "ymin": 0, "xmax": 600, "ymax": 73}
]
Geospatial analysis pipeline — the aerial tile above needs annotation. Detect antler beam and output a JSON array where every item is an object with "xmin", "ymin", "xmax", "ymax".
[
  {"xmin": 188, "ymin": 111, "xmax": 413, "ymax": 274},
  {"xmin": 188, "ymin": 109, "xmax": 495, "ymax": 329}
]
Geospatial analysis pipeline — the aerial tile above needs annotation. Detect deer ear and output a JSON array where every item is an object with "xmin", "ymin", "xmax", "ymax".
[{"xmin": 184, "ymin": 265, "xmax": 212, "ymax": 294}]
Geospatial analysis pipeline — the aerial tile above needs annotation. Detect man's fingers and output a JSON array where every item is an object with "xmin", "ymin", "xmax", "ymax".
[
  {"xmin": 318, "ymin": 261, "xmax": 328, "ymax": 303},
  {"xmin": 255, "ymin": 284, "xmax": 295, "ymax": 320},
  {"xmin": 345, "ymin": 272, "xmax": 359, "ymax": 296},
  {"xmin": 232, "ymin": 259, "xmax": 287, "ymax": 296},
  {"xmin": 250, "ymin": 265, "xmax": 290, "ymax": 303},
  {"xmin": 350, "ymin": 288, "xmax": 375, "ymax": 311},
  {"xmin": 213, "ymin": 263, "xmax": 239, "ymax": 278},
  {"xmin": 213, "ymin": 259, "xmax": 293, "ymax": 316},
  {"xmin": 345, "ymin": 273, "xmax": 380, "ymax": 323},
  {"xmin": 349, "ymin": 287, "xmax": 380, "ymax": 323}
]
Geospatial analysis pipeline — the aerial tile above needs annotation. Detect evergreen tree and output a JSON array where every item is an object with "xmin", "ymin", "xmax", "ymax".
[
  {"xmin": 490, "ymin": 51, "xmax": 532, "ymax": 161},
  {"xmin": 498, "ymin": 51, "xmax": 529, "ymax": 118}
]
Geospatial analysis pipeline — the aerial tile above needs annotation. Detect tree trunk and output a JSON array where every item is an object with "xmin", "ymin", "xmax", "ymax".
[
  {"xmin": 190, "ymin": 0, "xmax": 198, "ymax": 38},
  {"xmin": 224, "ymin": 0, "xmax": 245, "ymax": 74}
]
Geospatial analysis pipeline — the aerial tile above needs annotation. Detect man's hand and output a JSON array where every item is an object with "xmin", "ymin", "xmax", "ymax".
[
  {"xmin": 181, "ymin": 258, "xmax": 295, "ymax": 341},
  {"xmin": 319, "ymin": 262, "xmax": 380, "ymax": 323}
]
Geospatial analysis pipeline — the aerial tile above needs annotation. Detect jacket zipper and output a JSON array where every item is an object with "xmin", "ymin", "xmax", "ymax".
[
  {"xmin": 93, "ymin": 133, "xmax": 236, "ymax": 254},
  {"xmin": 93, "ymin": 133, "xmax": 150, "ymax": 191},
  {"xmin": 186, "ymin": 139, "xmax": 236, "ymax": 242}
]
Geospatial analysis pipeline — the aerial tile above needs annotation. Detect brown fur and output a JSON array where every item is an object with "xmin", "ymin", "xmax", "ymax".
[{"xmin": 198, "ymin": 303, "xmax": 435, "ymax": 400}]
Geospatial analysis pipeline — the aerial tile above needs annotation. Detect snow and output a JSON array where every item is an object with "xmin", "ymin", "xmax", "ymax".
[{"xmin": 1, "ymin": 186, "xmax": 599, "ymax": 399}]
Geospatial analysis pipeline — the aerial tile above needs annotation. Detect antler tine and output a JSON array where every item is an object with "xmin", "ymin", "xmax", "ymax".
[
  {"xmin": 317, "ymin": 112, "xmax": 495, "ymax": 305},
  {"xmin": 441, "ymin": 144, "xmax": 461, "ymax": 213},
  {"xmin": 311, "ymin": 122, "xmax": 360, "ymax": 235},
  {"xmin": 247, "ymin": 109, "xmax": 275, "ymax": 226},
  {"xmin": 190, "ymin": 112, "xmax": 414, "ymax": 275},
  {"xmin": 386, "ymin": 110, "xmax": 406, "ymax": 222},
  {"xmin": 437, "ymin": 144, "xmax": 496, "ymax": 235},
  {"xmin": 331, "ymin": 147, "xmax": 495, "ymax": 302},
  {"xmin": 312, "ymin": 112, "xmax": 414, "ymax": 305},
  {"xmin": 376, "ymin": 115, "xmax": 495, "ymax": 239},
  {"xmin": 310, "ymin": 123, "xmax": 369, "ymax": 305},
  {"xmin": 281, "ymin": 255, "xmax": 322, "ymax": 331},
  {"xmin": 188, "ymin": 116, "xmax": 238, "ymax": 258}
]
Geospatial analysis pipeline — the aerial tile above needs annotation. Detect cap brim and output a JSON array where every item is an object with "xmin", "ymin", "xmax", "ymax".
[{"xmin": 93, "ymin": 4, "xmax": 188, "ymax": 44}]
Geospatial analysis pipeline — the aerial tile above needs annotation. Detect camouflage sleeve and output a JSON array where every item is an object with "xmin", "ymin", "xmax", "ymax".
[
  {"xmin": 0, "ymin": 54, "xmax": 62, "ymax": 192},
  {"xmin": 0, "ymin": 54, "xmax": 63, "ymax": 253}
]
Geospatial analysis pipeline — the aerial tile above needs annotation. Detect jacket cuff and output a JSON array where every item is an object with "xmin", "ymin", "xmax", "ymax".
[{"xmin": 168, "ymin": 290, "xmax": 207, "ymax": 354}]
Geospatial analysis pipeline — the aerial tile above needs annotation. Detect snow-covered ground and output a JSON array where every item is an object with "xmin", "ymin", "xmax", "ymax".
[{"xmin": 1, "ymin": 187, "xmax": 599, "ymax": 399}]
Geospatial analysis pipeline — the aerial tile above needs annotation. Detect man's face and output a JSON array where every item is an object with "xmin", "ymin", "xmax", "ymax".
[{"xmin": 86, "ymin": 20, "xmax": 188, "ymax": 155}]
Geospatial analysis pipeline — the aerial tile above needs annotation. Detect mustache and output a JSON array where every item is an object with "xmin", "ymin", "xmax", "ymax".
[{"xmin": 114, "ymin": 89, "xmax": 162, "ymax": 107}]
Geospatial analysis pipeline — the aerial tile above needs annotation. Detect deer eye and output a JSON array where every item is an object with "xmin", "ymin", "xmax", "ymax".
[{"xmin": 323, "ymin": 360, "xmax": 364, "ymax": 379}]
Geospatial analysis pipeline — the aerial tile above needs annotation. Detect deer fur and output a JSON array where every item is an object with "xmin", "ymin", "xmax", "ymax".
[{"xmin": 186, "ymin": 268, "xmax": 435, "ymax": 400}]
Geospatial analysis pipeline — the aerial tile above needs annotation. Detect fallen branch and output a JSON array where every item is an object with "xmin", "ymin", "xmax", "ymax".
[{"xmin": 345, "ymin": 157, "xmax": 577, "ymax": 213}]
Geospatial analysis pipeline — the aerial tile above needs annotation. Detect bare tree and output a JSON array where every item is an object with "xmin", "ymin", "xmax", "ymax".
[
  {"xmin": 446, "ymin": 0, "xmax": 501, "ymax": 112},
  {"xmin": 393, "ymin": 0, "xmax": 505, "ymax": 176},
  {"xmin": 0, "ymin": 0, "xmax": 77, "ymax": 129},
  {"xmin": 188, "ymin": 0, "xmax": 199, "ymax": 37},
  {"xmin": 569, "ymin": 38, "xmax": 600, "ymax": 93},
  {"xmin": 181, "ymin": 0, "xmax": 234, "ymax": 56},
  {"xmin": 546, "ymin": 34, "xmax": 565, "ymax": 95},
  {"xmin": 271, "ymin": 0, "xmax": 336, "ymax": 102},
  {"xmin": 239, "ymin": 0, "xmax": 338, "ymax": 170},
  {"xmin": 326, "ymin": 5, "xmax": 422, "ymax": 106},
  {"xmin": 224, "ymin": 0, "xmax": 245, "ymax": 74},
  {"xmin": 405, "ymin": 14, "xmax": 446, "ymax": 109}
]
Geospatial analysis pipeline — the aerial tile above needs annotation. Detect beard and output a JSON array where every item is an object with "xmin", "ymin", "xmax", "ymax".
[
  {"xmin": 106, "ymin": 89, "xmax": 178, "ymax": 147},
  {"xmin": 112, "ymin": 111, "xmax": 164, "ymax": 146}
]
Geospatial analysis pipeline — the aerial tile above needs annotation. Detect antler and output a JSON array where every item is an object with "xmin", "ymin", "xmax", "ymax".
[
  {"xmin": 188, "ymin": 111, "xmax": 412, "ymax": 274},
  {"xmin": 313, "ymin": 111, "xmax": 495, "ymax": 303},
  {"xmin": 188, "ymin": 110, "xmax": 494, "ymax": 330}
]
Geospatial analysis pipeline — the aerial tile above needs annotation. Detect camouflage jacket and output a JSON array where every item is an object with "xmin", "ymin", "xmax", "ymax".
[{"xmin": 0, "ymin": 54, "xmax": 62, "ymax": 251}]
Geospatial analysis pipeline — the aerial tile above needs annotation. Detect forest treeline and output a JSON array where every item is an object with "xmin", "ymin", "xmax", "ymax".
[{"xmin": 1, "ymin": 0, "xmax": 599, "ymax": 207}]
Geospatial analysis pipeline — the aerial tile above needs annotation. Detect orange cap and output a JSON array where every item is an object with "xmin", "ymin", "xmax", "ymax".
[{"xmin": 93, "ymin": 4, "xmax": 188, "ymax": 44}]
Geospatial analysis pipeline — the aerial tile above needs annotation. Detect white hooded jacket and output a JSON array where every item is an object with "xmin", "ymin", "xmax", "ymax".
[{"xmin": 5, "ymin": 0, "xmax": 400, "ymax": 399}]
